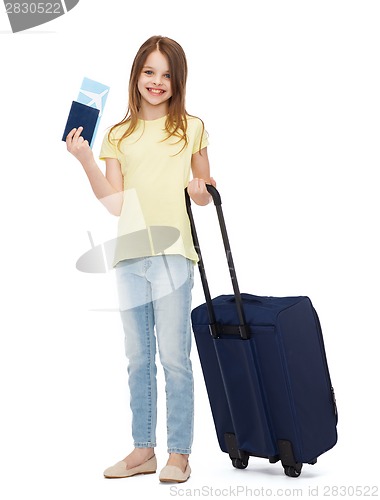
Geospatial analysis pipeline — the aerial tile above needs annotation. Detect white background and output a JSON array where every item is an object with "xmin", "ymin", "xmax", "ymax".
[{"xmin": 1, "ymin": 1, "xmax": 379, "ymax": 498}]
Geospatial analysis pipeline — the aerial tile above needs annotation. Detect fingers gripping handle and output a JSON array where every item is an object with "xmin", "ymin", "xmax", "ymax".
[
  {"xmin": 185, "ymin": 186, "xmax": 249, "ymax": 340},
  {"xmin": 185, "ymin": 183, "xmax": 220, "ymax": 210}
]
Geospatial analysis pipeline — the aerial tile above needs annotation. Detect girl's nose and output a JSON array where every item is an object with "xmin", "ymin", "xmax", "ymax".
[{"xmin": 153, "ymin": 75, "xmax": 163, "ymax": 86}]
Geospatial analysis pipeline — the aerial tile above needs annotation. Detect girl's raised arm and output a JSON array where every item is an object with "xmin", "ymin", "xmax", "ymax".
[{"xmin": 66, "ymin": 127, "xmax": 123, "ymax": 216}]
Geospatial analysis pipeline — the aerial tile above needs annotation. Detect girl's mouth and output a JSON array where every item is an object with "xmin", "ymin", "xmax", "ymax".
[{"xmin": 147, "ymin": 88, "xmax": 165, "ymax": 95}]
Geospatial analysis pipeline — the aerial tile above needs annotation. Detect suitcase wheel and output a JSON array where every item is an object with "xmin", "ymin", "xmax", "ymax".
[
  {"xmin": 232, "ymin": 457, "xmax": 249, "ymax": 469},
  {"xmin": 283, "ymin": 463, "xmax": 302, "ymax": 478}
]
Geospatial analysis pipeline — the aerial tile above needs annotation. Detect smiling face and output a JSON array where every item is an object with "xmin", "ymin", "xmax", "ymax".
[{"xmin": 137, "ymin": 50, "xmax": 173, "ymax": 119}]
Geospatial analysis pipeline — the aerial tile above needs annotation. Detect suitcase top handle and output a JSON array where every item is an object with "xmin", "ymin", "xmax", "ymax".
[{"xmin": 185, "ymin": 185, "xmax": 249, "ymax": 340}]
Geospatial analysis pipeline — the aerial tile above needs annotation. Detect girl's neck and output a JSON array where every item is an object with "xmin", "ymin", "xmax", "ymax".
[{"xmin": 138, "ymin": 102, "xmax": 168, "ymax": 121}]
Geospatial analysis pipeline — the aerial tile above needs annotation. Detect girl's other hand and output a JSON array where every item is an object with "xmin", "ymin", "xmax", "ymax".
[
  {"xmin": 66, "ymin": 127, "xmax": 94, "ymax": 165},
  {"xmin": 187, "ymin": 177, "xmax": 216, "ymax": 206}
]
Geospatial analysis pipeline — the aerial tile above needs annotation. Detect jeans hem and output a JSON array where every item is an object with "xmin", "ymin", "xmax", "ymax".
[
  {"xmin": 134, "ymin": 442, "xmax": 156, "ymax": 448},
  {"xmin": 167, "ymin": 448, "xmax": 192, "ymax": 454}
]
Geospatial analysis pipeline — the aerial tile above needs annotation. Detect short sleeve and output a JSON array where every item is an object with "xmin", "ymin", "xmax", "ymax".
[
  {"xmin": 191, "ymin": 118, "xmax": 209, "ymax": 154},
  {"xmin": 99, "ymin": 129, "xmax": 118, "ymax": 161}
]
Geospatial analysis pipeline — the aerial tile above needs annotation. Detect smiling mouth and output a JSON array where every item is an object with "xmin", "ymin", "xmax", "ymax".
[{"xmin": 147, "ymin": 88, "xmax": 165, "ymax": 95}]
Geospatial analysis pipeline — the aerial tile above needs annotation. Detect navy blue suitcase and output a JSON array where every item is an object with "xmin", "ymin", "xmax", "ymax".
[{"xmin": 186, "ymin": 186, "xmax": 338, "ymax": 477}]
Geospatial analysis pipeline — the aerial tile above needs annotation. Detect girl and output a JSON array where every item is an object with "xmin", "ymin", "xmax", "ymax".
[{"xmin": 66, "ymin": 35, "xmax": 215, "ymax": 483}]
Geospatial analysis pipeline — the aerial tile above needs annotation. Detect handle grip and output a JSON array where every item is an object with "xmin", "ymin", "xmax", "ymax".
[
  {"xmin": 185, "ymin": 183, "xmax": 221, "ymax": 208},
  {"xmin": 206, "ymin": 184, "xmax": 222, "ymax": 206}
]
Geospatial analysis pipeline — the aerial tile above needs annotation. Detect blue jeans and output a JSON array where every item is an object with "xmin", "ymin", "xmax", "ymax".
[{"xmin": 115, "ymin": 255, "xmax": 194, "ymax": 454}]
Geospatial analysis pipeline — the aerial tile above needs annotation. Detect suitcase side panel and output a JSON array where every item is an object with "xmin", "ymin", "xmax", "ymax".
[{"xmin": 277, "ymin": 299, "xmax": 338, "ymax": 462}]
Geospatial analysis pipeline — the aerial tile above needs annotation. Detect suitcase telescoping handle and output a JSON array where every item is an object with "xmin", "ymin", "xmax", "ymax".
[{"xmin": 185, "ymin": 184, "xmax": 249, "ymax": 340}]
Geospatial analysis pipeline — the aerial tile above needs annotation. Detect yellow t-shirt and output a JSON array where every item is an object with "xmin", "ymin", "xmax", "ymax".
[{"xmin": 99, "ymin": 115, "xmax": 208, "ymax": 266}]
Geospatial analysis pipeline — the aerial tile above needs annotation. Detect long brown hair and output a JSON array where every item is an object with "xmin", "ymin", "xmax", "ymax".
[{"xmin": 109, "ymin": 35, "xmax": 197, "ymax": 151}]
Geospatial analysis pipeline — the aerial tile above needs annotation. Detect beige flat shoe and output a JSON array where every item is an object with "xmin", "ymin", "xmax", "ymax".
[
  {"xmin": 159, "ymin": 463, "xmax": 191, "ymax": 483},
  {"xmin": 104, "ymin": 455, "xmax": 157, "ymax": 479}
]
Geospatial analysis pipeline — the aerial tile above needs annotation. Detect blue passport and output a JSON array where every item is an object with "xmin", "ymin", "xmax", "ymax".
[{"xmin": 62, "ymin": 100, "xmax": 100, "ymax": 145}]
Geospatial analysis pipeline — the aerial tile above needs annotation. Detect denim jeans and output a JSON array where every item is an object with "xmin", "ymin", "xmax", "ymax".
[{"xmin": 115, "ymin": 255, "xmax": 194, "ymax": 454}]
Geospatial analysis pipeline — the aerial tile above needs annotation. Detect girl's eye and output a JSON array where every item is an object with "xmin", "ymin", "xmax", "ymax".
[
  {"xmin": 164, "ymin": 73, "xmax": 171, "ymax": 79},
  {"xmin": 144, "ymin": 70, "xmax": 153, "ymax": 75}
]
